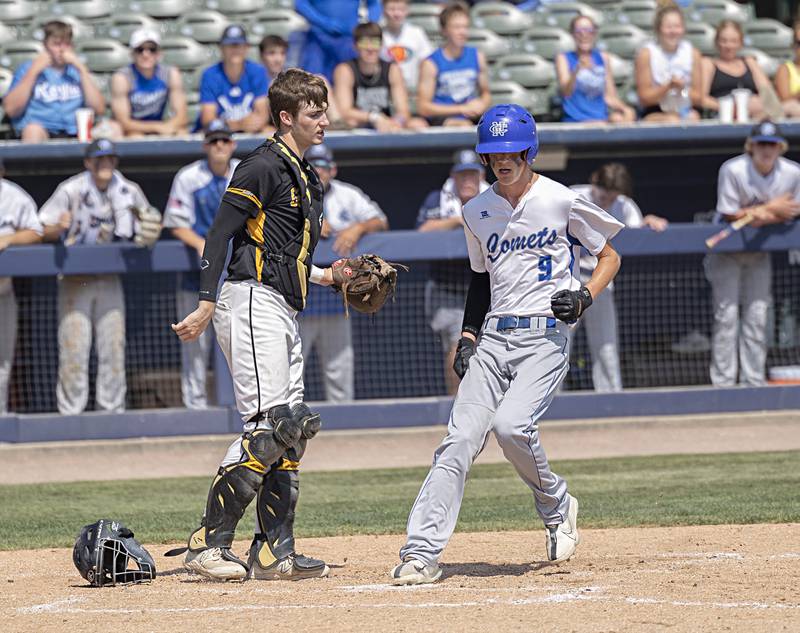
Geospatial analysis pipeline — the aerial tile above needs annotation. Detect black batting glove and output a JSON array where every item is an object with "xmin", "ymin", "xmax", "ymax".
[
  {"xmin": 453, "ymin": 336, "xmax": 476, "ymax": 379},
  {"xmin": 550, "ymin": 286, "xmax": 593, "ymax": 324}
]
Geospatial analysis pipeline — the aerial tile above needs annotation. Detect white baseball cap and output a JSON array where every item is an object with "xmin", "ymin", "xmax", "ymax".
[{"xmin": 129, "ymin": 28, "xmax": 161, "ymax": 50}]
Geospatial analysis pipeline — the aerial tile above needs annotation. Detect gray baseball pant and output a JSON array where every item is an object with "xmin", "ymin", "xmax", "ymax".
[
  {"xmin": 298, "ymin": 313, "xmax": 354, "ymax": 402},
  {"xmin": 577, "ymin": 287, "xmax": 622, "ymax": 393},
  {"xmin": 0, "ymin": 290, "xmax": 16, "ymax": 415},
  {"xmin": 177, "ymin": 287, "xmax": 213, "ymax": 409}
]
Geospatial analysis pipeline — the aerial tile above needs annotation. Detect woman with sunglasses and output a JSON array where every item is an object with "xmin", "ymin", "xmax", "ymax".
[
  {"xmin": 556, "ymin": 15, "xmax": 635, "ymax": 123},
  {"xmin": 110, "ymin": 28, "xmax": 188, "ymax": 137},
  {"xmin": 774, "ymin": 19, "xmax": 800, "ymax": 118}
]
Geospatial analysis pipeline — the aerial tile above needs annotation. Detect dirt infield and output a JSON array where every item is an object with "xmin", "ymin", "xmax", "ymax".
[{"xmin": 2, "ymin": 524, "xmax": 799, "ymax": 633}]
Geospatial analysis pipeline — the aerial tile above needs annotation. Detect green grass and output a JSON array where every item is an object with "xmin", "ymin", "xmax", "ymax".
[{"xmin": 1, "ymin": 451, "xmax": 799, "ymax": 550}]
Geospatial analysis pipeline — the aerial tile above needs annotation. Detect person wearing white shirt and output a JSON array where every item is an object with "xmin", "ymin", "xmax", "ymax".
[{"xmin": 381, "ymin": 0, "xmax": 434, "ymax": 93}]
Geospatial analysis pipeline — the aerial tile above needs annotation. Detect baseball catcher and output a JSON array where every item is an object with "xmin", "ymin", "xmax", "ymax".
[{"xmin": 330, "ymin": 253, "xmax": 405, "ymax": 315}]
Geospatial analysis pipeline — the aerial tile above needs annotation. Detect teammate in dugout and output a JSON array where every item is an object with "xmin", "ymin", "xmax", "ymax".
[
  {"xmin": 170, "ymin": 69, "xmax": 345, "ymax": 582},
  {"xmin": 390, "ymin": 104, "xmax": 624, "ymax": 585}
]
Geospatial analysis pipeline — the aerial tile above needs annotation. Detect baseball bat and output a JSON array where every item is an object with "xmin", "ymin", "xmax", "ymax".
[{"xmin": 705, "ymin": 214, "xmax": 753, "ymax": 249}]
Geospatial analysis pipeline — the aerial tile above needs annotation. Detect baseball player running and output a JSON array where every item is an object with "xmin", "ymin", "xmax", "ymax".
[
  {"xmin": 0, "ymin": 159, "xmax": 43, "ymax": 415},
  {"xmin": 390, "ymin": 104, "xmax": 623, "ymax": 585},
  {"xmin": 171, "ymin": 69, "xmax": 341, "ymax": 582},
  {"xmin": 39, "ymin": 139, "xmax": 161, "ymax": 415},
  {"xmin": 164, "ymin": 120, "xmax": 240, "ymax": 409}
]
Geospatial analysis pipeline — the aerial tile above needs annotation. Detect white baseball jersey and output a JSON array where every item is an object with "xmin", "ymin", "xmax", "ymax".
[
  {"xmin": 39, "ymin": 170, "xmax": 149, "ymax": 244},
  {"xmin": 463, "ymin": 175, "xmax": 623, "ymax": 318},
  {"xmin": 717, "ymin": 154, "xmax": 800, "ymax": 216},
  {"xmin": 323, "ymin": 179, "xmax": 386, "ymax": 232},
  {"xmin": 0, "ymin": 178, "xmax": 42, "ymax": 295},
  {"xmin": 380, "ymin": 21, "xmax": 434, "ymax": 91},
  {"xmin": 164, "ymin": 158, "xmax": 240, "ymax": 234}
]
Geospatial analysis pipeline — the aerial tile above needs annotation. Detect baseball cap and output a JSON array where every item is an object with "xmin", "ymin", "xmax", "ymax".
[
  {"xmin": 85, "ymin": 138, "xmax": 117, "ymax": 159},
  {"xmin": 749, "ymin": 120, "xmax": 786, "ymax": 144},
  {"xmin": 204, "ymin": 119, "xmax": 233, "ymax": 142},
  {"xmin": 451, "ymin": 149, "xmax": 483, "ymax": 173},
  {"xmin": 129, "ymin": 28, "xmax": 160, "ymax": 50},
  {"xmin": 220, "ymin": 24, "xmax": 248, "ymax": 46},
  {"xmin": 306, "ymin": 143, "xmax": 334, "ymax": 169}
]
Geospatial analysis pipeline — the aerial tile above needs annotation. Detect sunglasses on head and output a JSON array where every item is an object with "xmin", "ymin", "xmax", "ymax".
[
  {"xmin": 573, "ymin": 27, "xmax": 597, "ymax": 35},
  {"xmin": 134, "ymin": 45, "xmax": 158, "ymax": 54}
]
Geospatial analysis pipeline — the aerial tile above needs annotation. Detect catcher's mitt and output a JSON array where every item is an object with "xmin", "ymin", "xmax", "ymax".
[{"xmin": 331, "ymin": 254, "xmax": 406, "ymax": 315}]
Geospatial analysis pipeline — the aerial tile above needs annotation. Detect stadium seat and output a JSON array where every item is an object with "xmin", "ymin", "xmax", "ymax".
[
  {"xmin": 684, "ymin": 22, "xmax": 716, "ymax": 56},
  {"xmin": 127, "ymin": 0, "xmax": 195, "ymax": 20},
  {"xmin": 539, "ymin": 2, "xmax": 604, "ymax": 30},
  {"xmin": 491, "ymin": 53, "xmax": 555, "ymax": 90},
  {"xmin": 186, "ymin": 89, "xmax": 201, "ymax": 125},
  {"xmin": 467, "ymin": 28, "xmax": 511, "ymax": 63},
  {"xmin": 204, "ymin": 0, "xmax": 262, "ymax": 14},
  {"xmin": 407, "ymin": 3, "xmax": 442, "ymax": 39},
  {"xmin": 688, "ymin": 0, "xmax": 750, "ymax": 26},
  {"xmin": 616, "ymin": 0, "xmax": 657, "ymax": 31},
  {"xmin": 29, "ymin": 14, "xmax": 95, "ymax": 41},
  {"xmin": 597, "ymin": 23, "xmax": 648, "ymax": 59},
  {"xmin": 606, "ymin": 51, "xmax": 633, "ymax": 88},
  {"xmin": 489, "ymin": 78, "xmax": 553, "ymax": 119},
  {"xmin": 160, "ymin": 35, "xmax": 217, "ymax": 70},
  {"xmin": 249, "ymin": 8, "xmax": 309, "ymax": 41},
  {"xmin": 95, "ymin": 13, "xmax": 163, "ymax": 44},
  {"xmin": 0, "ymin": 39, "xmax": 44, "ymax": 70},
  {"xmin": 47, "ymin": 0, "xmax": 112, "ymax": 22},
  {"xmin": 740, "ymin": 47, "xmax": 780, "ymax": 79},
  {"xmin": 75, "ymin": 38, "xmax": 131, "ymax": 73},
  {"xmin": 175, "ymin": 10, "xmax": 230, "ymax": 45},
  {"xmin": 92, "ymin": 70, "xmax": 113, "ymax": 103},
  {"xmin": 0, "ymin": 21, "xmax": 16, "ymax": 47},
  {"xmin": 0, "ymin": 65, "xmax": 13, "ymax": 96},
  {"xmin": 516, "ymin": 26, "xmax": 573, "ymax": 60},
  {"xmin": 470, "ymin": 2, "xmax": 534, "ymax": 37},
  {"xmin": 181, "ymin": 66, "xmax": 202, "ymax": 92},
  {"xmin": 744, "ymin": 19, "xmax": 793, "ymax": 59},
  {"xmin": 0, "ymin": 0, "xmax": 36, "ymax": 24}
]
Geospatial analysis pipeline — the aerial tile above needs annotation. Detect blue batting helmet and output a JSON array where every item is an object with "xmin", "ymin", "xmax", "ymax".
[{"xmin": 475, "ymin": 104, "xmax": 539, "ymax": 166}]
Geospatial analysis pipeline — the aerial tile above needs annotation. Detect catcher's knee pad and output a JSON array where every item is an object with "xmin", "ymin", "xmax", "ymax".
[
  {"xmin": 249, "ymin": 468, "xmax": 300, "ymax": 570},
  {"xmin": 292, "ymin": 402, "xmax": 321, "ymax": 439}
]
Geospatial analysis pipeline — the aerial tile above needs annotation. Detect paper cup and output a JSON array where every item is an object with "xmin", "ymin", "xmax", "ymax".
[
  {"xmin": 731, "ymin": 88, "xmax": 752, "ymax": 124},
  {"xmin": 75, "ymin": 108, "xmax": 94, "ymax": 142},
  {"xmin": 718, "ymin": 95, "xmax": 734, "ymax": 124}
]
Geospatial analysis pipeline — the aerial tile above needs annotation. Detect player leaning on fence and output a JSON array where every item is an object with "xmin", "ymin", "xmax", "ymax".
[{"xmin": 170, "ymin": 69, "xmax": 348, "ymax": 582}]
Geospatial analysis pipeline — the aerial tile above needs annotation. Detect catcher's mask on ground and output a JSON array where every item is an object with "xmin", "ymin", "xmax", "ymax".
[{"xmin": 73, "ymin": 519, "xmax": 156, "ymax": 586}]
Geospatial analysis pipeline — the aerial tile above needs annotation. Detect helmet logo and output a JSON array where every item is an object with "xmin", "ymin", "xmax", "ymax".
[{"xmin": 489, "ymin": 121, "xmax": 508, "ymax": 137}]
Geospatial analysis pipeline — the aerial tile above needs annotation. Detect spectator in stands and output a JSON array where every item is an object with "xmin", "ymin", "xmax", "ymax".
[
  {"xmin": 4, "ymin": 20, "xmax": 105, "ymax": 143},
  {"xmin": 199, "ymin": 25, "xmax": 268, "ymax": 133},
  {"xmin": 416, "ymin": 1, "xmax": 491, "ymax": 127},
  {"xmin": 417, "ymin": 149, "xmax": 489, "ymax": 394},
  {"xmin": 300, "ymin": 143, "xmax": 388, "ymax": 402},
  {"xmin": 39, "ymin": 139, "xmax": 161, "ymax": 415},
  {"xmin": 774, "ymin": 19, "xmax": 800, "ymax": 118},
  {"xmin": 699, "ymin": 20, "xmax": 768, "ymax": 122},
  {"xmin": 164, "ymin": 121, "xmax": 238, "ymax": 409},
  {"xmin": 110, "ymin": 29, "xmax": 188, "ymax": 137},
  {"xmin": 634, "ymin": 4, "xmax": 702, "ymax": 122},
  {"xmin": 0, "ymin": 159, "xmax": 42, "ymax": 415},
  {"xmin": 381, "ymin": 0, "xmax": 434, "ymax": 93},
  {"xmin": 705, "ymin": 121, "xmax": 800, "ymax": 387},
  {"xmin": 260, "ymin": 35, "xmax": 288, "ymax": 87},
  {"xmin": 570, "ymin": 163, "xmax": 667, "ymax": 393},
  {"xmin": 334, "ymin": 22, "xmax": 428, "ymax": 132},
  {"xmin": 297, "ymin": 0, "xmax": 383, "ymax": 82},
  {"xmin": 556, "ymin": 15, "xmax": 636, "ymax": 123}
]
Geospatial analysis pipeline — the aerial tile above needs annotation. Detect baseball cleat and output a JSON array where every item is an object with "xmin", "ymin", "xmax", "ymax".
[
  {"xmin": 390, "ymin": 558, "xmax": 442, "ymax": 585},
  {"xmin": 184, "ymin": 547, "xmax": 248, "ymax": 581},
  {"xmin": 249, "ymin": 553, "xmax": 330, "ymax": 581},
  {"xmin": 545, "ymin": 494, "xmax": 580, "ymax": 564}
]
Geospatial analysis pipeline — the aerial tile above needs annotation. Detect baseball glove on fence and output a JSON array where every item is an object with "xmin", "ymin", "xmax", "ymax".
[
  {"xmin": 131, "ymin": 205, "xmax": 163, "ymax": 248},
  {"xmin": 331, "ymin": 254, "xmax": 406, "ymax": 315}
]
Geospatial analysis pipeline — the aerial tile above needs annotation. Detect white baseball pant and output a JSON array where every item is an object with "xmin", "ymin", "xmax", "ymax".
[
  {"xmin": 177, "ymin": 286, "xmax": 213, "ymax": 409},
  {"xmin": 298, "ymin": 313, "xmax": 354, "ymax": 402},
  {"xmin": 0, "ymin": 288, "xmax": 16, "ymax": 415}
]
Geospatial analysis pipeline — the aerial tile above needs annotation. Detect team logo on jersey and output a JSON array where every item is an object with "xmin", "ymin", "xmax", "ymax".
[
  {"xmin": 290, "ymin": 187, "xmax": 299, "ymax": 207},
  {"xmin": 480, "ymin": 210, "xmax": 490, "ymax": 219},
  {"xmin": 489, "ymin": 121, "xmax": 508, "ymax": 137},
  {"xmin": 486, "ymin": 228, "xmax": 558, "ymax": 263},
  {"xmin": 81, "ymin": 191, "xmax": 94, "ymax": 208}
]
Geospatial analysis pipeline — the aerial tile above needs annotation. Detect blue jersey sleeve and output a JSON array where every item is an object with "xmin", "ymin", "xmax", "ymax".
[
  {"xmin": 9, "ymin": 60, "xmax": 32, "ymax": 91},
  {"xmin": 199, "ymin": 66, "xmax": 218, "ymax": 104},
  {"xmin": 416, "ymin": 190, "xmax": 441, "ymax": 227},
  {"xmin": 249, "ymin": 62, "xmax": 268, "ymax": 98}
]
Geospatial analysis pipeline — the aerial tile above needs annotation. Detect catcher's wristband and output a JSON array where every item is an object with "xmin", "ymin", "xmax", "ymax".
[{"xmin": 309, "ymin": 265, "xmax": 325, "ymax": 284}]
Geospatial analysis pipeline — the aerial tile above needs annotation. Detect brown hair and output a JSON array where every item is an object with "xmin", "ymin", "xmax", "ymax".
[
  {"xmin": 353, "ymin": 21, "xmax": 382, "ymax": 41},
  {"xmin": 43, "ymin": 20, "xmax": 73, "ymax": 43},
  {"xmin": 268, "ymin": 68, "xmax": 328, "ymax": 130},
  {"xmin": 439, "ymin": 1, "xmax": 470, "ymax": 30},
  {"xmin": 653, "ymin": 3, "xmax": 684, "ymax": 33},
  {"xmin": 715, "ymin": 19, "xmax": 743, "ymax": 44},
  {"xmin": 569, "ymin": 14, "xmax": 597, "ymax": 34},
  {"xmin": 258, "ymin": 34, "xmax": 287, "ymax": 55},
  {"xmin": 590, "ymin": 163, "xmax": 633, "ymax": 197}
]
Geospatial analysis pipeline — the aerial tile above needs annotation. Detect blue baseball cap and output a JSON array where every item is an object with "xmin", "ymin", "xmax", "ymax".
[
  {"xmin": 204, "ymin": 119, "xmax": 232, "ymax": 142},
  {"xmin": 306, "ymin": 143, "xmax": 334, "ymax": 168},
  {"xmin": 220, "ymin": 24, "xmax": 247, "ymax": 46},
  {"xmin": 749, "ymin": 120, "xmax": 786, "ymax": 144},
  {"xmin": 85, "ymin": 138, "xmax": 117, "ymax": 159},
  {"xmin": 451, "ymin": 149, "xmax": 483, "ymax": 173}
]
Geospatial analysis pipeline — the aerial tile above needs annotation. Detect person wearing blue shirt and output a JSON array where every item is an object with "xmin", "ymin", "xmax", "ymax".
[
  {"xmin": 416, "ymin": 1, "xmax": 490, "ymax": 127},
  {"xmin": 296, "ymin": 0, "xmax": 382, "ymax": 82},
  {"xmin": 199, "ymin": 25, "xmax": 269, "ymax": 133},
  {"xmin": 4, "ymin": 20, "xmax": 105, "ymax": 143}
]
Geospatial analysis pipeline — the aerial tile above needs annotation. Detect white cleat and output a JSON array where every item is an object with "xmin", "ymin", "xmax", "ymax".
[
  {"xmin": 545, "ymin": 494, "xmax": 581, "ymax": 564},
  {"xmin": 184, "ymin": 547, "xmax": 248, "ymax": 581},
  {"xmin": 390, "ymin": 558, "xmax": 442, "ymax": 585}
]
